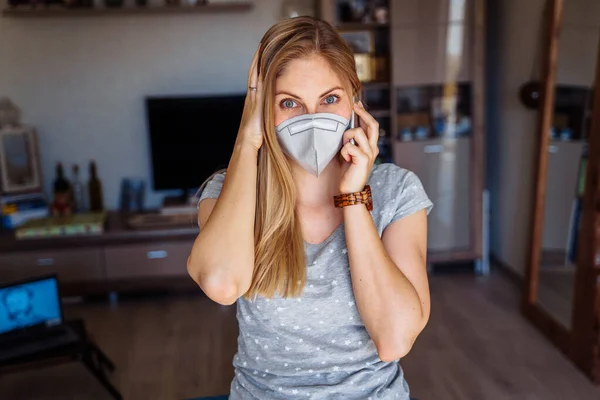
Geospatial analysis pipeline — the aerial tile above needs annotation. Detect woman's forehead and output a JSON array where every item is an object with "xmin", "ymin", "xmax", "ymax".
[{"xmin": 275, "ymin": 55, "xmax": 348, "ymax": 97}]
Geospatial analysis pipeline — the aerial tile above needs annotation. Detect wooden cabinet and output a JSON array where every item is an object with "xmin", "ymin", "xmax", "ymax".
[
  {"xmin": 0, "ymin": 213, "xmax": 198, "ymax": 294},
  {"xmin": 104, "ymin": 241, "xmax": 191, "ymax": 279},
  {"xmin": 393, "ymin": 137, "xmax": 471, "ymax": 251},
  {"xmin": 0, "ymin": 248, "xmax": 104, "ymax": 283},
  {"xmin": 320, "ymin": 0, "xmax": 486, "ymax": 267}
]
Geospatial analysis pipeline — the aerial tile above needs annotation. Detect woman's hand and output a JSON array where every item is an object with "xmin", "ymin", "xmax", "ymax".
[
  {"xmin": 236, "ymin": 44, "xmax": 264, "ymax": 152},
  {"xmin": 339, "ymin": 101, "xmax": 380, "ymax": 194}
]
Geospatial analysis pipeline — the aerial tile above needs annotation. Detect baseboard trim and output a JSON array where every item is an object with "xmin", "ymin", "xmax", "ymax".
[{"xmin": 491, "ymin": 255, "xmax": 523, "ymax": 286}]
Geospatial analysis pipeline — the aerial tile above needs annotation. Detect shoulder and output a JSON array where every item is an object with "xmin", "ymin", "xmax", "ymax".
[
  {"xmin": 367, "ymin": 163, "xmax": 421, "ymax": 191},
  {"xmin": 196, "ymin": 170, "xmax": 227, "ymax": 204},
  {"xmin": 368, "ymin": 163, "xmax": 433, "ymax": 229}
]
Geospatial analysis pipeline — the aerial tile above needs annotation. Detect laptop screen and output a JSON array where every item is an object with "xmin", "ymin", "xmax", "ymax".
[{"xmin": 0, "ymin": 276, "xmax": 62, "ymax": 335}]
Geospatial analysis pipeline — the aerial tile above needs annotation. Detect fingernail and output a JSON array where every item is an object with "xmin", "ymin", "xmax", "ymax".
[{"xmin": 358, "ymin": 101, "xmax": 364, "ymax": 108}]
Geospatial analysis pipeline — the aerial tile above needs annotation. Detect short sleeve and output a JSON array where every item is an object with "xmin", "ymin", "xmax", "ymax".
[
  {"xmin": 389, "ymin": 169, "xmax": 433, "ymax": 224},
  {"xmin": 196, "ymin": 172, "xmax": 226, "ymax": 207}
]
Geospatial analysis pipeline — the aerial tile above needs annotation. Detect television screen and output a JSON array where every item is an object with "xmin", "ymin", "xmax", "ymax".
[{"xmin": 146, "ymin": 94, "xmax": 245, "ymax": 191}]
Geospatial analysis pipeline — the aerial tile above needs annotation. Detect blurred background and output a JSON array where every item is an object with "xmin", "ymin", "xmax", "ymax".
[{"xmin": 0, "ymin": 0, "xmax": 599, "ymax": 399}]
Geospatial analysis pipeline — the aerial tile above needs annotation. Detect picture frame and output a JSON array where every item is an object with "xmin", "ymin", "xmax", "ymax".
[
  {"xmin": 354, "ymin": 54, "xmax": 374, "ymax": 82},
  {"xmin": 0, "ymin": 125, "xmax": 42, "ymax": 194},
  {"xmin": 340, "ymin": 30, "xmax": 374, "ymax": 54}
]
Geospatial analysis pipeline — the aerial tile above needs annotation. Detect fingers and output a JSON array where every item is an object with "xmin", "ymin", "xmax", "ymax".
[
  {"xmin": 353, "ymin": 102, "xmax": 379, "ymax": 151},
  {"xmin": 343, "ymin": 128, "xmax": 372, "ymax": 159},
  {"xmin": 340, "ymin": 141, "xmax": 369, "ymax": 165}
]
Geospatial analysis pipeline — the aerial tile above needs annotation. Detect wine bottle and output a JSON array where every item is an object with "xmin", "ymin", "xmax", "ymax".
[
  {"xmin": 88, "ymin": 161, "xmax": 104, "ymax": 212},
  {"xmin": 54, "ymin": 162, "xmax": 70, "ymax": 194},
  {"xmin": 71, "ymin": 164, "xmax": 86, "ymax": 213},
  {"xmin": 51, "ymin": 162, "xmax": 72, "ymax": 216}
]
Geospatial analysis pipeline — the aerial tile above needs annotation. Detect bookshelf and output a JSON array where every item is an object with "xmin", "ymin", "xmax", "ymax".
[{"xmin": 320, "ymin": 0, "xmax": 487, "ymax": 269}]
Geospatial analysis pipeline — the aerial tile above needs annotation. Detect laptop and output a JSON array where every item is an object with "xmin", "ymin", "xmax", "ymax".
[{"xmin": 0, "ymin": 274, "xmax": 79, "ymax": 362}]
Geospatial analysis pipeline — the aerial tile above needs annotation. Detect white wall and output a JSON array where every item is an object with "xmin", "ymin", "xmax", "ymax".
[
  {"xmin": 492, "ymin": 0, "xmax": 600, "ymax": 276},
  {"xmin": 0, "ymin": 0, "xmax": 280, "ymax": 208}
]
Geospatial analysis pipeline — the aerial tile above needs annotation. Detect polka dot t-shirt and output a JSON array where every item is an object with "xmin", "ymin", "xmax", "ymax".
[{"xmin": 198, "ymin": 163, "xmax": 433, "ymax": 400}]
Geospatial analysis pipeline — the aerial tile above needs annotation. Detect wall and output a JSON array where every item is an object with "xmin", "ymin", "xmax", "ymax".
[
  {"xmin": 491, "ymin": 0, "xmax": 600, "ymax": 276},
  {"xmin": 0, "ymin": 0, "xmax": 280, "ymax": 208}
]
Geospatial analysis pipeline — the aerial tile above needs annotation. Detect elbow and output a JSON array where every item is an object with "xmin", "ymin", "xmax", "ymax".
[
  {"xmin": 201, "ymin": 276, "xmax": 240, "ymax": 306},
  {"xmin": 187, "ymin": 258, "xmax": 245, "ymax": 306},
  {"xmin": 376, "ymin": 308, "xmax": 430, "ymax": 362},
  {"xmin": 375, "ymin": 335, "xmax": 416, "ymax": 362}
]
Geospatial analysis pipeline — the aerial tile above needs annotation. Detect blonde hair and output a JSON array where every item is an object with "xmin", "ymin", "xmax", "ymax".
[{"xmin": 247, "ymin": 16, "xmax": 362, "ymax": 299}]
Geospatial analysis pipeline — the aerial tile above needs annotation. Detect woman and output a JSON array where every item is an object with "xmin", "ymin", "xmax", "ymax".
[{"xmin": 188, "ymin": 16, "xmax": 433, "ymax": 400}]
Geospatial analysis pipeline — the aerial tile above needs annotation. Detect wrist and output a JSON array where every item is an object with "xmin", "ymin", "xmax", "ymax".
[
  {"xmin": 338, "ymin": 183, "xmax": 367, "ymax": 195},
  {"xmin": 334, "ymin": 185, "xmax": 373, "ymax": 211},
  {"xmin": 233, "ymin": 140, "xmax": 260, "ymax": 158}
]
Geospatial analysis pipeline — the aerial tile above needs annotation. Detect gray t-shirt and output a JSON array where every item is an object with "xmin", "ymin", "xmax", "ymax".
[{"xmin": 198, "ymin": 163, "xmax": 433, "ymax": 400}]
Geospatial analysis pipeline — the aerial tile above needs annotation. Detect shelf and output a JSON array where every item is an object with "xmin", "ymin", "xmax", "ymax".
[
  {"xmin": 337, "ymin": 21, "xmax": 388, "ymax": 31},
  {"xmin": 2, "ymin": 2, "xmax": 253, "ymax": 17},
  {"xmin": 393, "ymin": 136, "xmax": 470, "ymax": 143},
  {"xmin": 369, "ymin": 109, "xmax": 391, "ymax": 118},
  {"xmin": 362, "ymin": 81, "xmax": 390, "ymax": 90},
  {"xmin": 549, "ymin": 138, "xmax": 586, "ymax": 143}
]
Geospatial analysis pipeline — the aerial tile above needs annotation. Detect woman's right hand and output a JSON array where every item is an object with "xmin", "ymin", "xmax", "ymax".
[{"xmin": 236, "ymin": 44, "xmax": 264, "ymax": 152}]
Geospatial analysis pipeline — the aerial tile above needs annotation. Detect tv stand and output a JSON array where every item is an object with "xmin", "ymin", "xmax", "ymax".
[
  {"xmin": 162, "ymin": 190, "xmax": 193, "ymax": 207},
  {"xmin": 128, "ymin": 213, "xmax": 197, "ymax": 230},
  {"xmin": 0, "ymin": 212, "xmax": 199, "ymax": 296}
]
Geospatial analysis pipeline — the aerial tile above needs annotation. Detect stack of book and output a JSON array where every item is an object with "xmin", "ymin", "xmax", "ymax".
[
  {"xmin": 15, "ymin": 212, "xmax": 107, "ymax": 240},
  {"xmin": 0, "ymin": 192, "xmax": 49, "ymax": 230}
]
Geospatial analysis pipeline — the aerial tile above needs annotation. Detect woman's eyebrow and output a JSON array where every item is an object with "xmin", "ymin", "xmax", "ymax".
[
  {"xmin": 275, "ymin": 91, "xmax": 301, "ymax": 98},
  {"xmin": 318, "ymin": 86, "xmax": 344, "ymax": 97},
  {"xmin": 275, "ymin": 86, "xmax": 344, "ymax": 99}
]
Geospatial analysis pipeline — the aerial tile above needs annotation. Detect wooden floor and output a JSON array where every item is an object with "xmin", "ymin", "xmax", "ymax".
[
  {"xmin": 2, "ymin": 272, "xmax": 600, "ymax": 400},
  {"xmin": 537, "ymin": 268, "xmax": 575, "ymax": 329}
]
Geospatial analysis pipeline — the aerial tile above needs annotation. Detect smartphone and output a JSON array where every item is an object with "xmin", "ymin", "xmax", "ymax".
[{"xmin": 350, "ymin": 109, "xmax": 357, "ymax": 145}]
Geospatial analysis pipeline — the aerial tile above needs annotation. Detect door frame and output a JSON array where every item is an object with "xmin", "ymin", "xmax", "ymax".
[{"xmin": 523, "ymin": 0, "xmax": 600, "ymax": 383}]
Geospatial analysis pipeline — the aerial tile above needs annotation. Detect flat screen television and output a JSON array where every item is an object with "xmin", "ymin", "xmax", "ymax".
[{"xmin": 145, "ymin": 94, "xmax": 245, "ymax": 193}]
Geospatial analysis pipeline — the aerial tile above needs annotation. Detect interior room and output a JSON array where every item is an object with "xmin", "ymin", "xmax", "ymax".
[{"xmin": 0, "ymin": 0, "xmax": 599, "ymax": 399}]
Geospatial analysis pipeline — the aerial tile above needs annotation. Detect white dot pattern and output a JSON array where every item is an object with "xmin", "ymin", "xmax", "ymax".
[{"xmin": 202, "ymin": 165, "xmax": 426, "ymax": 399}]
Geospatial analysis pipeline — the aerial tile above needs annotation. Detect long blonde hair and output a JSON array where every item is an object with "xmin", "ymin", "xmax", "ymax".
[{"xmin": 247, "ymin": 16, "xmax": 361, "ymax": 299}]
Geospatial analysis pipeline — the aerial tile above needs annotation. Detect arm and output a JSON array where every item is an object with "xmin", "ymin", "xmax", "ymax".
[
  {"xmin": 339, "ymin": 102, "xmax": 430, "ymax": 361},
  {"xmin": 187, "ymin": 144, "xmax": 258, "ymax": 305},
  {"xmin": 187, "ymin": 44, "xmax": 264, "ymax": 305},
  {"xmin": 344, "ymin": 207, "xmax": 429, "ymax": 361}
]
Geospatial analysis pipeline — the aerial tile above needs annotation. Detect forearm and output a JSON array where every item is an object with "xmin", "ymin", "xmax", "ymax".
[
  {"xmin": 344, "ymin": 205, "xmax": 425, "ymax": 360},
  {"xmin": 188, "ymin": 143, "xmax": 258, "ymax": 304}
]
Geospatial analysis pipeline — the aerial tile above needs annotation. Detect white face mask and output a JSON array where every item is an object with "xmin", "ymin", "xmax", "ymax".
[{"xmin": 275, "ymin": 112, "xmax": 351, "ymax": 176}]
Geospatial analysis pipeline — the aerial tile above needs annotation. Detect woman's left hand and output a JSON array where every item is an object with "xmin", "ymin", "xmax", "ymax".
[{"xmin": 339, "ymin": 101, "xmax": 380, "ymax": 194}]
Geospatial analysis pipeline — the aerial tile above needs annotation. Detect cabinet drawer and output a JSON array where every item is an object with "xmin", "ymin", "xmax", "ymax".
[
  {"xmin": 0, "ymin": 248, "xmax": 104, "ymax": 283},
  {"xmin": 104, "ymin": 241, "xmax": 192, "ymax": 279}
]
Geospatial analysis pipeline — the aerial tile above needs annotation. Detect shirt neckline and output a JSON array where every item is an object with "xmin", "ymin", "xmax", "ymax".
[{"xmin": 303, "ymin": 222, "xmax": 344, "ymax": 249}]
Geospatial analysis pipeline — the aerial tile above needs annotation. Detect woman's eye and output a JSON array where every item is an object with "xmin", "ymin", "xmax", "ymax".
[
  {"xmin": 324, "ymin": 95, "xmax": 338, "ymax": 105},
  {"xmin": 282, "ymin": 99, "xmax": 296, "ymax": 109}
]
